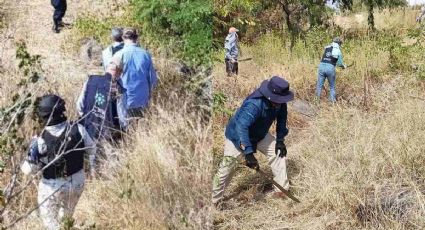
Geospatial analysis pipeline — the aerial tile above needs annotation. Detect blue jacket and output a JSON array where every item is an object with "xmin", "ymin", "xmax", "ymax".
[
  {"xmin": 115, "ymin": 43, "xmax": 158, "ymax": 109},
  {"xmin": 225, "ymin": 97, "xmax": 289, "ymax": 155}
]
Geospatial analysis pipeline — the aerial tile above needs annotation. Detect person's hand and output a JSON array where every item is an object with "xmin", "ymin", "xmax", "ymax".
[
  {"xmin": 245, "ymin": 153, "xmax": 259, "ymax": 170},
  {"xmin": 230, "ymin": 58, "xmax": 237, "ymax": 64},
  {"xmin": 417, "ymin": 17, "xmax": 421, "ymax": 22},
  {"xmin": 275, "ymin": 141, "xmax": 287, "ymax": 158},
  {"xmin": 342, "ymin": 64, "xmax": 347, "ymax": 69},
  {"xmin": 107, "ymin": 62, "xmax": 122, "ymax": 79}
]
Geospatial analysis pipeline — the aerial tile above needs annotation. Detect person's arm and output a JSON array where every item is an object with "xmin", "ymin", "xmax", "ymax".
[
  {"xmin": 276, "ymin": 104, "xmax": 289, "ymax": 141},
  {"xmin": 234, "ymin": 102, "xmax": 261, "ymax": 154},
  {"xmin": 76, "ymin": 80, "xmax": 88, "ymax": 117},
  {"xmin": 148, "ymin": 55, "xmax": 158, "ymax": 88},
  {"xmin": 332, "ymin": 46, "xmax": 346, "ymax": 68},
  {"xmin": 21, "ymin": 136, "xmax": 41, "ymax": 175},
  {"xmin": 102, "ymin": 47, "xmax": 112, "ymax": 71},
  {"xmin": 77, "ymin": 124, "xmax": 97, "ymax": 172},
  {"xmin": 336, "ymin": 52, "xmax": 346, "ymax": 68},
  {"xmin": 110, "ymin": 50, "xmax": 124, "ymax": 74}
]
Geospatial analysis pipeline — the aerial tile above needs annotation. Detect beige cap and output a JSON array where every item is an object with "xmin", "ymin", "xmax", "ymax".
[{"xmin": 229, "ymin": 27, "xmax": 239, "ymax": 33}]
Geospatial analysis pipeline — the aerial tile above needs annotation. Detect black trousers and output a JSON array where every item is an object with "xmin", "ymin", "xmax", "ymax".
[
  {"xmin": 225, "ymin": 58, "xmax": 238, "ymax": 76},
  {"xmin": 51, "ymin": 0, "xmax": 67, "ymax": 27}
]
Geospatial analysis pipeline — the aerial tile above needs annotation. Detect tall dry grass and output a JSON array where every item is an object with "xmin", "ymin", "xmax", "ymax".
[
  {"xmin": 0, "ymin": 0, "xmax": 213, "ymax": 227},
  {"xmin": 76, "ymin": 96, "xmax": 212, "ymax": 229},
  {"xmin": 212, "ymin": 7, "xmax": 425, "ymax": 230}
]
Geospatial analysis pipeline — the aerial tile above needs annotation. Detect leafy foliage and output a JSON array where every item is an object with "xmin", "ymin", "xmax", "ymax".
[
  {"xmin": 213, "ymin": 0, "xmax": 408, "ymax": 47},
  {"xmin": 213, "ymin": 92, "xmax": 233, "ymax": 116},
  {"xmin": 132, "ymin": 0, "xmax": 213, "ymax": 69}
]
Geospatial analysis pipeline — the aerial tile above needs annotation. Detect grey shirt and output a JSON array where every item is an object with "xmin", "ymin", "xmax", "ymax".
[{"xmin": 224, "ymin": 32, "xmax": 239, "ymax": 60}]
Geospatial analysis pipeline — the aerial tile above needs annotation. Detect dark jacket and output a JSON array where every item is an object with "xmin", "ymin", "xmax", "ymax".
[
  {"xmin": 225, "ymin": 97, "xmax": 289, "ymax": 155},
  {"xmin": 80, "ymin": 74, "xmax": 115, "ymax": 139}
]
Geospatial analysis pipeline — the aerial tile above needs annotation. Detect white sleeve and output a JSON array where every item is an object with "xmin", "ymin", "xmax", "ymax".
[
  {"xmin": 76, "ymin": 80, "xmax": 88, "ymax": 117},
  {"xmin": 111, "ymin": 49, "xmax": 124, "ymax": 70},
  {"xmin": 77, "ymin": 124, "xmax": 97, "ymax": 169},
  {"xmin": 102, "ymin": 47, "xmax": 113, "ymax": 71}
]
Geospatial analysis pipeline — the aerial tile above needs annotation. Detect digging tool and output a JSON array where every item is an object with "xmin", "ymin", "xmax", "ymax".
[
  {"xmin": 252, "ymin": 167, "xmax": 301, "ymax": 203},
  {"xmin": 257, "ymin": 168, "xmax": 301, "ymax": 203},
  {"xmin": 345, "ymin": 62, "xmax": 355, "ymax": 68},
  {"xmin": 238, "ymin": 57, "xmax": 253, "ymax": 62}
]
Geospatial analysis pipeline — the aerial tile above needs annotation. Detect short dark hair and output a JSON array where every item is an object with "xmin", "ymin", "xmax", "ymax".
[{"xmin": 122, "ymin": 28, "xmax": 138, "ymax": 41}]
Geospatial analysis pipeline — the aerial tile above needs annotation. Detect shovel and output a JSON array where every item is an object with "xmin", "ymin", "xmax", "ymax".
[
  {"xmin": 255, "ymin": 168, "xmax": 301, "ymax": 203},
  {"xmin": 238, "ymin": 57, "xmax": 253, "ymax": 62},
  {"xmin": 244, "ymin": 161, "xmax": 301, "ymax": 203}
]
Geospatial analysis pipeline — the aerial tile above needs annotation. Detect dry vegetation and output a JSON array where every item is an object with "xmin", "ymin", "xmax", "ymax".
[
  {"xmin": 212, "ymin": 8, "xmax": 425, "ymax": 230},
  {"xmin": 1, "ymin": 0, "xmax": 211, "ymax": 229}
]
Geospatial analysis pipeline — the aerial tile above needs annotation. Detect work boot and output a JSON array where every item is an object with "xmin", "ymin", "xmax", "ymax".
[
  {"xmin": 58, "ymin": 21, "xmax": 70, "ymax": 28},
  {"xmin": 52, "ymin": 25, "xmax": 60, "ymax": 33}
]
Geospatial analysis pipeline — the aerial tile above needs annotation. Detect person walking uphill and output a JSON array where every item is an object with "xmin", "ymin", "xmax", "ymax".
[
  {"xmin": 77, "ymin": 63, "xmax": 126, "ymax": 141},
  {"xmin": 316, "ymin": 37, "xmax": 346, "ymax": 103},
  {"xmin": 102, "ymin": 28, "xmax": 124, "ymax": 71},
  {"xmin": 51, "ymin": 0, "xmax": 67, "ymax": 33},
  {"xmin": 20, "ymin": 95, "xmax": 96, "ymax": 230},
  {"xmin": 224, "ymin": 27, "xmax": 239, "ymax": 77},
  {"xmin": 111, "ymin": 28, "xmax": 158, "ymax": 118},
  {"xmin": 212, "ymin": 76, "xmax": 294, "ymax": 206}
]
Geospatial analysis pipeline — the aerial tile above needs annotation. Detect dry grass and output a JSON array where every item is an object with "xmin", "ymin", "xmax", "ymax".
[
  {"xmin": 1, "ymin": 0, "xmax": 212, "ymax": 229},
  {"xmin": 75, "ymin": 94, "xmax": 212, "ymax": 229},
  {"xmin": 212, "ymin": 7, "xmax": 425, "ymax": 230}
]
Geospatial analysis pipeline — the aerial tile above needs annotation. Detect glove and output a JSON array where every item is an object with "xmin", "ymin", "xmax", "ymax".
[
  {"xmin": 342, "ymin": 64, "xmax": 347, "ymax": 69},
  {"xmin": 28, "ymin": 136, "xmax": 39, "ymax": 163},
  {"xmin": 245, "ymin": 153, "xmax": 259, "ymax": 170},
  {"xmin": 275, "ymin": 141, "xmax": 287, "ymax": 158}
]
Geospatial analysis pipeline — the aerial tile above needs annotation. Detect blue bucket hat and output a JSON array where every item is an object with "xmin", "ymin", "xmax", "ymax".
[{"xmin": 249, "ymin": 76, "xmax": 294, "ymax": 104}]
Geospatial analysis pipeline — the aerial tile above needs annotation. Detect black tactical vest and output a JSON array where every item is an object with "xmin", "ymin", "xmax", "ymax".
[
  {"xmin": 41, "ymin": 123, "xmax": 85, "ymax": 179},
  {"xmin": 111, "ymin": 43, "xmax": 124, "ymax": 55},
  {"xmin": 320, "ymin": 46, "xmax": 338, "ymax": 66}
]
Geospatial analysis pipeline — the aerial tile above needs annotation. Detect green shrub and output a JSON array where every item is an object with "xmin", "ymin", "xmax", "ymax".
[{"xmin": 132, "ymin": 0, "xmax": 213, "ymax": 69}]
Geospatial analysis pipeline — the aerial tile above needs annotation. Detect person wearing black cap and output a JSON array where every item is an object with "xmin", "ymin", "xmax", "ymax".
[
  {"xmin": 212, "ymin": 76, "xmax": 294, "ymax": 205},
  {"xmin": 20, "ymin": 94, "xmax": 96, "ymax": 230},
  {"xmin": 51, "ymin": 0, "xmax": 67, "ymax": 33},
  {"xmin": 316, "ymin": 37, "xmax": 347, "ymax": 103}
]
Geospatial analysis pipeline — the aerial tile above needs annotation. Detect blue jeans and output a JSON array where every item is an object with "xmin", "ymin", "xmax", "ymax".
[{"xmin": 316, "ymin": 63, "xmax": 336, "ymax": 102}]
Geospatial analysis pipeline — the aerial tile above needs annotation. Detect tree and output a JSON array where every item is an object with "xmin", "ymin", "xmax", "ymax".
[{"xmin": 337, "ymin": 0, "xmax": 406, "ymax": 29}]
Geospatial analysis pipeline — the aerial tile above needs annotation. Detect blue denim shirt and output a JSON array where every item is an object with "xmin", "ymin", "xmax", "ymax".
[
  {"xmin": 225, "ymin": 97, "xmax": 289, "ymax": 154},
  {"xmin": 114, "ymin": 43, "xmax": 158, "ymax": 109}
]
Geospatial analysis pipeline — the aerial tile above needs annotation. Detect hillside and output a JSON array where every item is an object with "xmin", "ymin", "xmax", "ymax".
[
  {"xmin": 212, "ymin": 7, "xmax": 425, "ymax": 230},
  {"xmin": 0, "ymin": 0, "xmax": 211, "ymax": 229}
]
